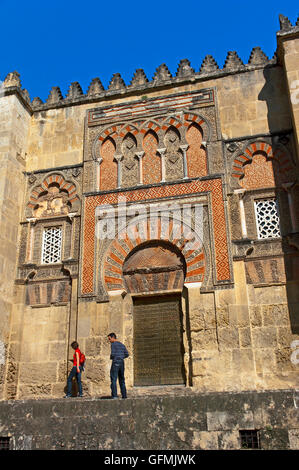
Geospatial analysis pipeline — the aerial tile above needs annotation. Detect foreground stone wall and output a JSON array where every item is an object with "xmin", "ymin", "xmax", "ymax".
[{"xmin": 0, "ymin": 390, "xmax": 298, "ymax": 450}]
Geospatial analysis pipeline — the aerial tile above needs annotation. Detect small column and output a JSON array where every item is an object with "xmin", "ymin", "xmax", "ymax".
[
  {"xmin": 67, "ymin": 212, "xmax": 76, "ymax": 259},
  {"xmin": 26, "ymin": 218, "xmax": 36, "ymax": 262},
  {"xmin": 114, "ymin": 155, "xmax": 123, "ymax": 189},
  {"xmin": 136, "ymin": 151, "xmax": 145, "ymax": 185},
  {"xmin": 180, "ymin": 144, "xmax": 189, "ymax": 179},
  {"xmin": 234, "ymin": 189, "xmax": 247, "ymax": 238},
  {"xmin": 157, "ymin": 148, "xmax": 166, "ymax": 183},
  {"xmin": 96, "ymin": 157, "xmax": 103, "ymax": 191},
  {"xmin": 282, "ymin": 182, "xmax": 298, "ymax": 232}
]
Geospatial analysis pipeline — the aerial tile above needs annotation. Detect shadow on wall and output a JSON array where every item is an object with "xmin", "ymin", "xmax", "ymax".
[{"xmin": 258, "ymin": 65, "xmax": 299, "ymax": 334}]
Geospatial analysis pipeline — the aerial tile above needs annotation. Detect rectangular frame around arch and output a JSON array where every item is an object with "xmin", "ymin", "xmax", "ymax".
[{"xmin": 80, "ymin": 178, "xmax": 232, "ymax": 296}]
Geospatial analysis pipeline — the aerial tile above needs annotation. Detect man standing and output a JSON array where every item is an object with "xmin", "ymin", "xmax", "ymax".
[{"xmin": 107, "ymin": 333, "xmax": 129, "ymax": 399}]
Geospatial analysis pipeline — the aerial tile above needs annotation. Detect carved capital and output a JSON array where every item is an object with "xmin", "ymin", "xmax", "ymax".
[
  {"xmin": 135, "ymin": 151, "xmax": 145, "ymax": 160},
  {"xmin": 234, "ymin": 188, "xmax": 246, "ymax": 199},
  {"xmin": 281, "ymin": 182, "xmax": 296, "ymax": 192},
  {"xmin": 180, "ymin": 144, "xmax": 189, "ymax": 152},
  {"xmin": 114, "ymin": 154, "xmax": 123, "ymax": 163},
  {"xmin": 157, "ymin": 148, "xmax": 167, "ymax": 156}
]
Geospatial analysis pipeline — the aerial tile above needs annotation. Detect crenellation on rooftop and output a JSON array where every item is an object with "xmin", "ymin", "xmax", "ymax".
[{"xmin": 1, "ymin": 51, "xmax": 279, "ymax": 113}]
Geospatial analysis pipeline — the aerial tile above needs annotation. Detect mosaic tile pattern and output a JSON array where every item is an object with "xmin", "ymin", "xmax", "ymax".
[
  {"xmin": 81, "ymin": 178, "xmax": 230, "ymax": 294},
  {"xmin": 100, "ymin": 136, "xmax": 117, "ymax": 191},
  {"xmin": 186, "ymin": 122, "xmax": 207, "ymax": 178}
]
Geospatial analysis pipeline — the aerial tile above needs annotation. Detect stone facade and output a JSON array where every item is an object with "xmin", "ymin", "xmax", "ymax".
[{"xmin": 0, "ymin": 15, "xmax": 298, "ymax": 418}]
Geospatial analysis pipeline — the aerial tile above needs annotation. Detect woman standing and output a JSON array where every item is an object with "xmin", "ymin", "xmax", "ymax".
[{"xmin": 64, "ymin": 341, "xmax": 83, "ymax": 398}]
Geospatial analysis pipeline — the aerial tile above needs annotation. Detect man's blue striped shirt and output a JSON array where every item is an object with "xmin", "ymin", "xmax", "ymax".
[{"xmin": 110, "ymin": 341, "xmax": 129, "ymax": 361}]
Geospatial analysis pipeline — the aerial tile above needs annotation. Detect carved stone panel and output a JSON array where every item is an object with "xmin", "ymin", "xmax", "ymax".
[
  {"xmin": 121, "ymin": 133, "xmax": 139, "ymax": 188},
  {"xmin": 123, "ymin": 241, "xmax": 186, "ymax": 294},
  {"xmin": 164, "ymin": 127, "xmax": 183, "ymax": 181}
]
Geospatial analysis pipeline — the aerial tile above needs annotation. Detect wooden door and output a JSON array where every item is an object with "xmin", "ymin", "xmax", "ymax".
[{"xmin": 133, "ymin": 294, "xmax": 185, "ymax": 386}]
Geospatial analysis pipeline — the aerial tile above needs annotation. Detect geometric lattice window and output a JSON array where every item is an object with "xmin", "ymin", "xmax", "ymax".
[
  {"xmin": 41, "ymin": 227, "xmax": 62, "ymax": 264},
  {"xmin": 0, "ymin": 436, "xmax": 11, "ymax": 450},
  {"xmin": 239, "ymin": 430, "xmax": 260, "ymax": 449},
  {"xmin": 254, "ymin": 198, "xmax": 281, "ymax": 240}
]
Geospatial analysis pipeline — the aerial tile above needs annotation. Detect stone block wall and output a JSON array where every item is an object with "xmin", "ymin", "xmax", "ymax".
[
  {"xmin": 4, "ymin": 299, "xmax": 70, "ymax": 400},
  {"xmin": 0, "ymin": 92, "xmax": 31, "ymax": 400},
  {"xmin": 0, "ymin": 390, "xmax": 298, "ymax": 450}
]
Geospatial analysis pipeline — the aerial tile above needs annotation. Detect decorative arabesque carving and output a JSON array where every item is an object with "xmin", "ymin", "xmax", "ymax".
[
  {"xmin": 33, "ymin": 184, "xmax": 71, "ymax": 218},
  {"xmin": 21, "ymin": 172, "xmax": 81, "ymax": 306},
  {"xmin": 27, "ymin": 173, "xmax": 80, "ymax": 218},
  {"xmin": 121, "ymin": 133, "xmax": 138, "ymax": 188},
  {"xmin": 164, "ymin": 127, "xmax": 183, "ymax": 181},
  {"xmin": 123, "ymin": 241, "xmax": 186, "ymax": 294}
]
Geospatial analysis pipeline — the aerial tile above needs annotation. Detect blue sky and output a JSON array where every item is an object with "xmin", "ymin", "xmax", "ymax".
[{"xmin": 0, "ymin": 1, "xmax": 298, "ymax": 101}]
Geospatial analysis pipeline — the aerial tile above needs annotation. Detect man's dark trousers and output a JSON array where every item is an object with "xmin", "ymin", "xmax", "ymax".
[{"xmin": 110, "ymin": 359, "xmax": 127, "ymax": 398}]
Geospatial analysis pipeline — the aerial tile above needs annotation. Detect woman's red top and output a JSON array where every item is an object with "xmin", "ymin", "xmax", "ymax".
[{"xmin": 73, "ymin": 348, "xmax": 81, "ymax": 366}]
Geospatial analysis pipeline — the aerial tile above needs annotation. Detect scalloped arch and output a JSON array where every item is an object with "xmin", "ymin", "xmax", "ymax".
[
  {"xmin": 140, "ymin": 119, "xmax": 161, "ymax": 134},
  {"xmin": 91, "ymin": 112, "xmax": 213, "ymax": 160},
  {"xmin": 27, "ymin": 172, "xmax": 80, "ymax": 212},
  {"xmin": 231, "ymin": 140, "xmax": 295, "ymax": 184},
  {"xmin": 183, "ymin": 112, "xmax": 211, "ymax": 141}
]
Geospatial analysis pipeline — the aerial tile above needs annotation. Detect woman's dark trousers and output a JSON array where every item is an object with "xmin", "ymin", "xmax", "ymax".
[{"xmin": 66, "ymin": 366, "xmax": 83, "ymax": 397}]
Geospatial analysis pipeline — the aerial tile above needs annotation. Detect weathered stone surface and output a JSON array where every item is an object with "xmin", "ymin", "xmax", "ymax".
[{"xmin": 0, "ymin": 390, "xmax": 296, "ymax": 450}]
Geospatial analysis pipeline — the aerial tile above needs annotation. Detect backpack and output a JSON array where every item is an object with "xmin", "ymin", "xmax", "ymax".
[{"xmin": 79, "ymin": 352, "xmax": 86, "ymax": 370}]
